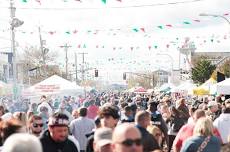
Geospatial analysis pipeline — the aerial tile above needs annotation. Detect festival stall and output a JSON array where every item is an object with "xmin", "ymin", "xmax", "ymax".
[
  {"xmin": 158, "ymin": 83, "xmax": 175, "ymax": 93},
  {"xmin": 171, "ymin": 81, "xmax": 196, "ymax": 94},
  {"xmin": 216, "ymin": 78, "xmax": 230, "ymax": 95},
  {"xmin": 193, "ymin": 78, "xmax": 217, "ymax": 95},
  {"xmin": 23, "ymin": 75, "xmax": 84, "ymax": 96}
]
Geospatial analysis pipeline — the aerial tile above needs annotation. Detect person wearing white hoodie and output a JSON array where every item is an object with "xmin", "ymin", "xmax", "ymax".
[{"xmin": 213, "ymin": 107, "xmax": 230, "ymax": 144}]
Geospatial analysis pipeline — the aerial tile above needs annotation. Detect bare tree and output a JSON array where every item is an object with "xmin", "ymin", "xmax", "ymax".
[{"xmin": 19, "ymin": 46, "xmax": 60, "ymax": 85}]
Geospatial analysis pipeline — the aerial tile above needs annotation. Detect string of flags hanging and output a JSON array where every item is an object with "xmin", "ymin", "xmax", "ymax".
[{"xmin": 21, "ymin": 0, "xmax": 123, "ymax": 4}]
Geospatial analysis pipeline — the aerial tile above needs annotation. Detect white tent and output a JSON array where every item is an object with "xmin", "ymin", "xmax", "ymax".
[
  {"xmin": 23, "ymin": 75, "xmax": 84, "ymax": 96},
  {"xmin": 171, "ymin": 81, "xmax": 197, "ymax": 94},
  {"xmin": 217, "ymin": 78, "xmax": 230, "ymax": 94}
]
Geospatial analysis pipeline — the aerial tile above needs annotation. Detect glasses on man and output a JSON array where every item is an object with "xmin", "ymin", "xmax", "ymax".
[
  {"xmin": 33, "ymin": 123, "xmax": 43, "ymax": 128},
  {"xmin": 119, "ymin": 138, "xmax": 142, "ymax": 146}
]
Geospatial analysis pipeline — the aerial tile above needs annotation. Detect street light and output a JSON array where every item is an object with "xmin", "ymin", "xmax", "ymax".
[
  {"xmin": 199, "ymin": 13, "xmax": 230, "ymax": 25},
  {"xmin": 10, "ymin": 0, "xmax": 24, "ymax": 100}
]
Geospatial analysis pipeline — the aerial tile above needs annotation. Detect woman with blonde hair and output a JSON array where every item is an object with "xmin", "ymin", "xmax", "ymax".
[
  {"xmin": 147, "ymin": 125, "xmax": 163, "ymax": 147},
  {"xmin": 181, "ymin": 117, "xmax": 221, "ymax": 152}
]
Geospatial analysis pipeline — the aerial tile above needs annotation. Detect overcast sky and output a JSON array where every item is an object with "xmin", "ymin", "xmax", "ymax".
[{"xmin": 0, "ymin": 0, "xmax": 230, "ymax": 83}]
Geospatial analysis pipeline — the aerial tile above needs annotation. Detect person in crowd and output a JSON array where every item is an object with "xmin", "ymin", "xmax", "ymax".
[
  {"xmin": 0, "ymin": 118, "xmax": 25, "ymax": 146},
  {"xmin": 214, "ymin": 107, "xmax": 230, "ymax": 144},
  {"xmin": 65, "ymin": 97, "xmax": 73, "ymax": 114},
  {"xmin": 72, "ymin": 109, "xmax": 79, "ymax": 119},
  {"xmin": 112, "ymin": 123, "xmax": 144, "ymax": 152},
  {"xmin": 86, "ymin": 116, "xmax": 101, "ymax": 152},
  {"xmin": 87, "ymin": 100, "xmax": 99, "ymax": 120},
  {"xmin": 98, "ymin": 105, "xmax": 120, "ymax": 130},
  {"xmin": 206, "ymin": 101, "xmax": 220, "ymax": 121},
  {"xmin": 147, "ymin": 125, "xmax": 163, "ymax": 147},
  {"xmin": 40, "ymin": 112, "xmax": 78, "ymax": 152},
  {"xmin": 187, "ymin": 107, "xmax": 196, "ymax": 124},
  {"xmin": 147, "ymin": 101, "xmax": 168, "ymax": 148},
  {"xmin": 120, "ymin": 105, "xmax": 134, "ymax": 123},
  {"xmin": 27, "ymin": 103, "xmax": 39, "ymax": 116},
  {"xmin": 2, "ymin": 133, "xmax": 42, "ymax": 152},
  {"xmin": 0, "ymin": 106, "xmax": 5, "ymax": 117},
  {"xmin": 221, "ymin": 143, "xmax": 230, "ymax": 152},
  {"xmin": 37, "ymin": 95, "xmax": 53, "ymax": 117},
  {"xmin": 166, "ymin": 106, "xmax": 185, "ymax": 152},
  {"xmin": 52, "ymin": 98, "xmax": 61, "ymax": 111},
  {"xmin": 135, "ymin": 110, "xmax": 160, "ymax": 152},
  {"xmin": 38, "ymin": 106, "xmax": 49, "ymax": 130},
  {"xmin": 173, "ymin": 109, "xmax": 222, "ymax": 152},
  {"xmin": 86, "ymin": 105, "xmax": 120, "ymax": 152},
  {"xmin": 27, "ymin": 115, "xmax": 43, "ymax": 137},
  {"xmin": 225, "ymin": 99, "xmax": 230, "ymax": 108},
  {"xmin": 56, "ymin": 101, "xmax": 73, "ymax": 121},
  {"xmin": 70, "ymin": 107, "xmax": 95, "ymax": 152},
  {"xmin": 93, "ymin": 127, "xmax": 113, "ymax": 152},
  {"xmin": 159, "ymin": 104, "xmax": 171, "ymax": 121},
  {"xmin": 180, "ymin": 117, "xmax": 221, "ymax": 152},
  {"xmin": 176, "ymin": 98, "xmax": 190, "ymax": 121},
  {"xmin": 13, "ymin": 112, "xmax": 27, "ymax": 128}
]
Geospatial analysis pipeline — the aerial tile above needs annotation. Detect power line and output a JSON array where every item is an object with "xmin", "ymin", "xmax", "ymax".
[{"xmin": 0, "ymin": 0, "xmax": 207, "ymax": 10}]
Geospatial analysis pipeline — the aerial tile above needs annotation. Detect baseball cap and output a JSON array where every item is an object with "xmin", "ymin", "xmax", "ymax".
[
  {"xmin": 207, "ymin": 101, "xmax": 218, "ymax": 108},
  {"xmin": 94, "ymin": 128, "xmax": 112, "ymax": 147},
  {"xmin": 48, "ymin": 113, "xmax": 69, "ymax": 127}
]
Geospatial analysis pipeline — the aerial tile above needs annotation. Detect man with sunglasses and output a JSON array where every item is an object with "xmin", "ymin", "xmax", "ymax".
[
  {"xmin": 28, "ymin": 115, "xmax": 44, "ymax": 137},
  {"xmin": 112, "ymin": 123, "xmax": 143, "ymax": 152}
]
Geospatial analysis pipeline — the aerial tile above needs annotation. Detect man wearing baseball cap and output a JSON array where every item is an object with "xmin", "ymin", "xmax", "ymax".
[
  {"xmin": 93, "ymin": 127, "xmax": 113, "ymax": 152},
  {"xmin": 40, "ymin": 112, "xmax": 79, "ymax": 152}
]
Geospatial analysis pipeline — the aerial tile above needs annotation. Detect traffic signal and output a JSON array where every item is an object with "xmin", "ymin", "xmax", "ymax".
[
  {"xmin": 95, "ymin": 69, "xmax": 98, "ymax": 77},
  {"xmin": 123, "ymin": 73, "xmax": 126, "ymax": 80}
]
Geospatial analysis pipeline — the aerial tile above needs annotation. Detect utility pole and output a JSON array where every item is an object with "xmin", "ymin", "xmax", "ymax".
[
  {"xmin": 78, "ymin": 52, "xmax": 88, "ymax": 82},
  {"xmin": 60, "ymin": 44, "xmax": 71, "ymax": 79},
  {"xmin": 75, "ymin": 52, "xmax": 78, "ymax": 85},
  {"xmin": 10, "ymin": 0, "xmax": 16, "ymax": 100},
  {"xmin": 10, "ymin": 0, "xmax": 23, "ymax": 100},
  {"xmin": 78, "ymin": 52, "xmax": 88, "ymax": 98},
  {"xmin": 38, "ymin": 26, "xmax": 47, "ymax": 78}
]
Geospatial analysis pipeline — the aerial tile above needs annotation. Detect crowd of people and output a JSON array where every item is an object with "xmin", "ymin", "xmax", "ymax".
[{"xmin": 0, "ymin": 91, "xmax": 229, "ymax": 152}]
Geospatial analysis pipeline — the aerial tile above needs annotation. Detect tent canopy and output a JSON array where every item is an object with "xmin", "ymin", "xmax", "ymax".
[
  {"xmin": 134, "ymin": 87, "xmax": 146, "ymax": 93},
  {"xmin": 158, "ymin": 83, "xmax": 175, "ymax": 93},
  {"xmin": 193, "ymin": 78, "xmax": 217, "ymax": 95},
  {"xmin": 171, "ymin": 81, "xmax": 196, "ymax": 93},
  {"xmin": 128, "ymin": 86, "xmax": 147, "ymax": 93},
  {"xmin": 23, "ymin": 75, "xmax": 84, "ymax": 96},
  {"xmin": 217, "ymin": 78, "xmax": 230, "ymax": 95}
]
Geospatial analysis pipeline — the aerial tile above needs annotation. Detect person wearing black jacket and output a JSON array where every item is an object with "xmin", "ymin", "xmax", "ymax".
[
  {"xmin": 40, "ymin": 112, "xmax": 78, "ymax": 152},
  {"xmin": 147, "ymin": 101, "xmax": 169, "ymax": 148},
  {"xmin": 135, "ymin": 110, "xmax": 161, "ymax": 152}
]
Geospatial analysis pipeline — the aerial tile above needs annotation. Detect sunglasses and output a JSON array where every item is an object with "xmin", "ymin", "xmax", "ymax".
[
  {"xmin": 33, "ymin": 123, "xmax": 43, "ymax": 128},
  {"xmin": 120, "ymin": 138, "xmax": 142, "ymax": 146}
]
